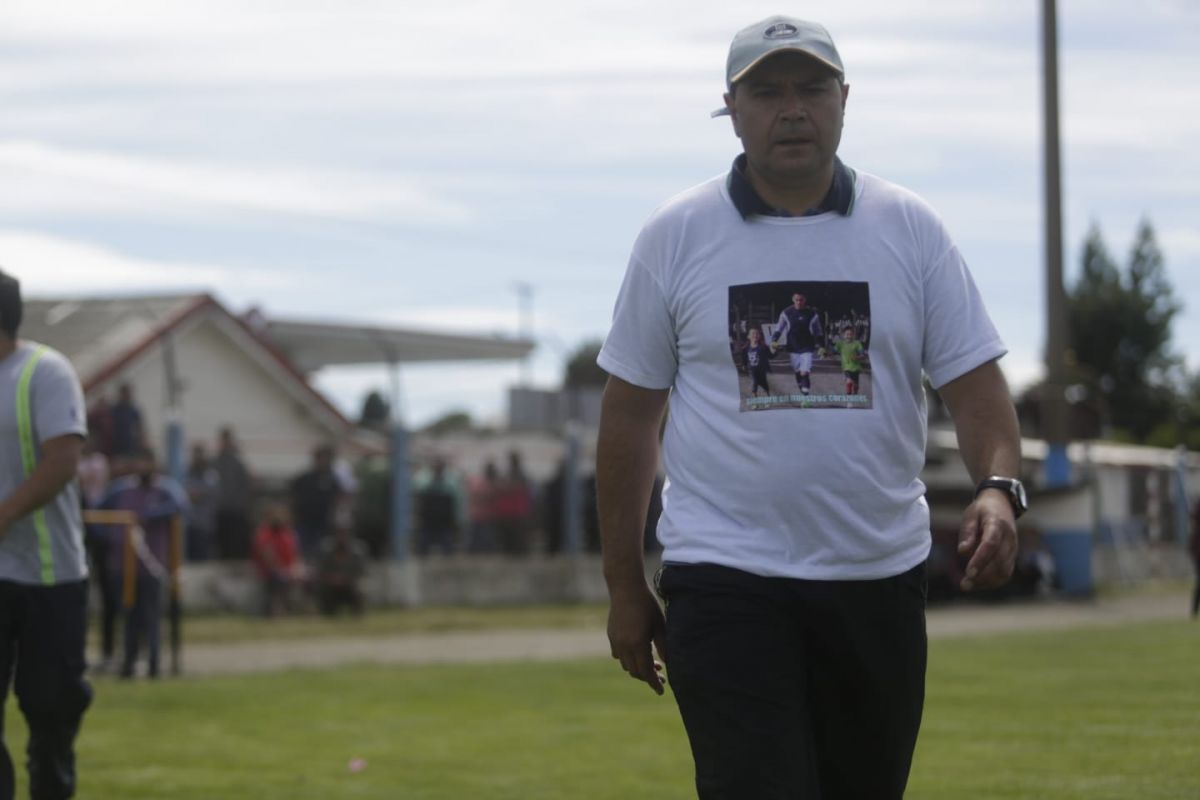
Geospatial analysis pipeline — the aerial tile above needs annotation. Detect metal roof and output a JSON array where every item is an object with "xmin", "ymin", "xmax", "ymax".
[
  {"xmin": 256, "ymin": 317, "xmax": 536, "ymax": 372},
  {"xmin": 23, "ymin": 294, "xmax": 536, "ymax": 378},
  {"xmin": 22, "ymin": 295, "xmax": 205, "ymax": 384}
]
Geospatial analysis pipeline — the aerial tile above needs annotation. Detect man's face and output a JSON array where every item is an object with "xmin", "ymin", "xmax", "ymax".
[
  {"xmin": 725, "ymin": 52, "xmax": 848, "ymax": 189},
  {"xmin": 793, "ymin": 294, "xmax": 807, "ymax": 309}
]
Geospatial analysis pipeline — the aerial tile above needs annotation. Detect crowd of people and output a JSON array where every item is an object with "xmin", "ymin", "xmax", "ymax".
[
  {"xmin": 78, "ymin": 385, "xmax": 624, "ymax": 663},
  {"xmin": 78, "ymin": 388, "xmax": 372, "ymax": 679}
]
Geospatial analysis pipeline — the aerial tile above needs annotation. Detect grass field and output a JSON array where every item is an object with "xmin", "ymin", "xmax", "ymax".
[{"xmin": 8, "ymin": 618, "xmax": 1199, "ymax": 799}]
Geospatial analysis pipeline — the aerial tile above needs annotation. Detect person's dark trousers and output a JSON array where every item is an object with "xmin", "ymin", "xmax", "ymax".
[
  {"xmin": 84, "ymin": 529, "xmax": 117, "ymax": 661},
  {"xmin": 99, "ymin": 579, "xmax": 120, "ymax": 665},
  {"xmin": 0, "ymin": 580, "xmax": 93, "ymax": 800},
  {"xmin": 214, "ymin": 509, "xmax": 250, "ymax": 559},
  {"xmin": 1191, "ymin": 559, "xmax": 1199, "ymax": 618},
  {"xmin": 417, "ymin": 528, "xmax": 454, "ymax": 557},
  {"xmin": 295, "ymin": 525, "xmax": 326, "ymax": 563},
  {"xmin": 121, "ymin": 574, "xmax": 163, "ymax": 678},
  {"xmin": 657, "ymin": 561, "xmax": 927, "ymax": 800},
  {"xmin": 261, "ymin": 575, "xmax": 293, "ymax": 617},
  {"xmin": 319, "ymin": 585, "xmax": 363, "ymax": 617}
]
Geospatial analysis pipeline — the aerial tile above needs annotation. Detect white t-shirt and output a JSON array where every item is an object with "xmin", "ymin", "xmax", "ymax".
[{"xmin": 598, "ymin": 170, "xmax": 1006, "ymax": 580}]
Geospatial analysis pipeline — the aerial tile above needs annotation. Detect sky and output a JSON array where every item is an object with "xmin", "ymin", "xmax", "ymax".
[{"xmin": 3, "ymin": 0, "xmax": 1198, "ymax": 428}]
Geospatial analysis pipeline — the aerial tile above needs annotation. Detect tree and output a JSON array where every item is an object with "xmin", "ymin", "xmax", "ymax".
[
  {"xmin": 359, "ymin": 390, "xmax": 390, "ymax": 430},
  {"xmin": 563, "ymin": 339, "xmax": 608, "ymax": 389},
  {"xmin": 421, "ymin": 410, "xmax": 474, "ymax": 436},
  {"xmin": 1066, "ymin": 220, "xmax": 1182, "ymax": 441}
]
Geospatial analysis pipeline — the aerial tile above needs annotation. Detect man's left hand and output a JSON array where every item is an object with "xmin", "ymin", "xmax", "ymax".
[{"xmin": 956, "ymin": 490, "xmax": 1018, "ymax": 592}]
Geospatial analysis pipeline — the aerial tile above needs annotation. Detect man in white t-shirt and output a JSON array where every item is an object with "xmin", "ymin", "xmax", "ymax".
[
  {"xmin": 597, "ymin": 16, "xmax": 1026, "ymax": 800},
  {"xmin": 0, "ymin": 268, "xmax": 92, "ymax": 800}
]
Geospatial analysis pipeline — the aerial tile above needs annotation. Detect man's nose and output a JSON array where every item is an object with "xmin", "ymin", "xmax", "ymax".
[{"xmin": 779, "ymin": 89, "xmax": 809, "ymax": 119}]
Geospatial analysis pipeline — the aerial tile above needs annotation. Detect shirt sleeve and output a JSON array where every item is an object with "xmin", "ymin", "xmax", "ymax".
[
  {"xmin": 921, "ymin": 241, "xmax": 1007, "ymax": 389},
  {"xmin": 597, "ymin": 254, "xmax": 678, "ymax": 390},
  {"xmin": 32, "ymin": 350, "xmax": 87, "ymax": 444},
  {"xmin": 772, "ymin": 310, "xmax": 789, "ymax": 342}
]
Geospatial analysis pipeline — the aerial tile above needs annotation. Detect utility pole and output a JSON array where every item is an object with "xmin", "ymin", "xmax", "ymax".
[
  {"xmin": 1041, "ymin": 0, "xmax": 1071, "ymax": 486},
  {"xmin": 513, "ymin": 281, "xmax": 534, "ymax": 386}
]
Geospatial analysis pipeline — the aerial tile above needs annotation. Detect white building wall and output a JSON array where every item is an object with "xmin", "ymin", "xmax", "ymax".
[
  {"xmin": 89, "ymin": 314, "xmax": 351, "ymax": 481},
  {"xmin": 1095, "ymin": 467, "xmax": 1130, "ymax": 523}
]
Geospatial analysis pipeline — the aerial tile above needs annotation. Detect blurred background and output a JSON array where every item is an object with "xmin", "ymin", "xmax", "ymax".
[{"xmin": 4, "ymin": 0, "xmax": 1198, "ymax": 603}]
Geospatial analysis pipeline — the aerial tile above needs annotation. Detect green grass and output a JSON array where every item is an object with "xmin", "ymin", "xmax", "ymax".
[
  {"xmin": 9, "ymin": 619, "xmax": 1200, "ymax": 799},
  {"xmin": 914, "ymin": 619, "xmax": 1199, "ymax": 799}
]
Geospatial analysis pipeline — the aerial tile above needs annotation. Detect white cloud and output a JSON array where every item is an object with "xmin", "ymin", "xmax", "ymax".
[
  {"xmin": 1158, "ymin": 228, "xmax": 1200, "ymax": 260},
  {"xmin": 0, "ymin": 140, "xmax": 472, "ymax": 224},
  {"xmin": 2, "ymin": 0, "xmax": 1197, "ymax": 426},
  {"xmin": 0, "ymin": 230, "xmax": 288, "ymax": 293}
]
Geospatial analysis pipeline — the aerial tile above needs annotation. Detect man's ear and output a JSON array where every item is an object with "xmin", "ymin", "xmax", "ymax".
[{"xmin": 723, "ymin": 92, "xmax": 740, "ymax": 136}]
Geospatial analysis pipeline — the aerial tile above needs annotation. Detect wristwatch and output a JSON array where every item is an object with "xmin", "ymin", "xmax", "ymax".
[{"xmin": 975, "ymin": 476, "xmax": 1028, "ymax": 519}]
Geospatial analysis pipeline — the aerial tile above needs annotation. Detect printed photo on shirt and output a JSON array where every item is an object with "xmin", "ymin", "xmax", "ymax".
[{"xmin": 729, "ymin": 281, "xmax": 872, "ymax": 411}]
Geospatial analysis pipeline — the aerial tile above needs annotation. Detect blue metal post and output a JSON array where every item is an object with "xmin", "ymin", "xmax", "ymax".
[
  {"xmin": 390, "ymin": 423, "xmax": 411, "ymax": 562},
  {"xmin": 1045, "ymin": 443, "xmax": 1071, "ymax": 487},
  {"xmin": 164, "ymin": 410, "xmax": 185, "ymax": 484}
]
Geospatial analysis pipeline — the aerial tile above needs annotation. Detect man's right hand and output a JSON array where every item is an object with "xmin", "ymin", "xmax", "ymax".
[{"xmin": 607, "ymin": 583, "xmax": 668, "ymax": 696}]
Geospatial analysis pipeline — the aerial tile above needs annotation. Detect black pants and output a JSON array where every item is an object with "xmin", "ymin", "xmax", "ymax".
[
  {"xmin": 215, "ymin": 509, "xmax": 251, "ymax": 559},
  {"xmin": 84, "ymin": 530, "xmax": 117, "ymax": 661},
  {"xmin": 0, "ymin": 580, "xmax": 93, "ymax": 800},
  {"xmin": 319, "ymin": 584, "xmax": 363, "ymax": 617},
  {"xmin": 657, "ymin": 562, "xmax": 927, "ymax": 800},
  {"xmin": 122, "ymin": 574, "xmax": 163, "ymax": 678},
  {"xmin": 1191, "ymin": 559, "xmax": 1199, "ymax": 618}
]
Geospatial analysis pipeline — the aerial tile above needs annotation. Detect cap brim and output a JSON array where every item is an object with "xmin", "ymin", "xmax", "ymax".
[{"xmin": 728, "ymin": 48, "xmax": 843, "ymax": 86}]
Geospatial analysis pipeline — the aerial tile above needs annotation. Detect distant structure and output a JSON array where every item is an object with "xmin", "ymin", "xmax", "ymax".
[
  {"xmin": 507, "ymin": 385, "xmax": 602, "ymax": 432},
  {"xmin": 23, "ymin": 293, "xmax": 535, "ymax": 482}
]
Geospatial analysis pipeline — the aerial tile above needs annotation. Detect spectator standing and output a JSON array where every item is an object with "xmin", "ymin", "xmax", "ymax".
[
  {"xmin": 213, "ymin": 427, "xmax": 253, "ymax": 559},
  {"xmin": 100, "ymin": 446, "xmax": 187, "ymax": 679},
  {"xmin": 78, "ymin": 437, "xmax": 118, "ymax": 671},
  {"xmin": 493, "ymin": 451, "xmax": 533, "ymax": 556},
  {"xmin": 0, "ymin": 268, "xmax": 93, "ymax": 800},
  {"xmin": 251, "ymin": 504, "xmax": 302, "ymax": 617},
  {"xmin": 352, "ymin": 455, "xmax": 391, "ymax": 558},
  {"xmin": 109, "ymin": 383, "xmax": 144, "ymax": 459},
  {"xmin": 315, "ymin": 514, "xmax": 368, "ymax": 616},
  {"xmin": 465, "ymin": 461, "xmax": 499, "ymax": 554},
  {"xmin": 86, "ymin": 397, "xmax": 114, "ymax": 458},
  {"xmin": 415, "ymin": 459, "xmax": 461, "ymax": 556},
  {"xmin": 542, "ymin": 460, "xmax": 568, "ymax": 555},
  {"xmin": 290, "ymin": 444, "xmax": 342, "ymax": 563},
  {"xmin": 184, "ymin": 443, "xmax": 219, "ymax": 561}
]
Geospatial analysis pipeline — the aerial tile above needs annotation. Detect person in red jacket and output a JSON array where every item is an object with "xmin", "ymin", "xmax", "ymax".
[{"xmin": 252, "ymin": 504, "xmax": 302, "ymax": 617}]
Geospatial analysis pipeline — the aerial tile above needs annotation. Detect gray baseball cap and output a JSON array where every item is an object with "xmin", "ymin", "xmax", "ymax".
[{"xmin": 712, "ymin": 16, "xmax": 844, "ymax": 118}]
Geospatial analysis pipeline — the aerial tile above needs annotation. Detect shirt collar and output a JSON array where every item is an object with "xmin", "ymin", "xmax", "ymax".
[{"xmin": 727, "ymin": 154, "xmax": 856, "ymax": 220}]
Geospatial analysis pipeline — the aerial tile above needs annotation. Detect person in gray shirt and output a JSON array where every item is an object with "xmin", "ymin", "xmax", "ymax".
[{"xmin": 0, "ymin": 268, "xmax": 92, "ymax": 800}]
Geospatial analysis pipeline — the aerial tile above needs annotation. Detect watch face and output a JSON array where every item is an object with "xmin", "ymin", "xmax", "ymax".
[{"xmin": 1013, "ymin": 481, "xmax": 1028, "ymax": 510}]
